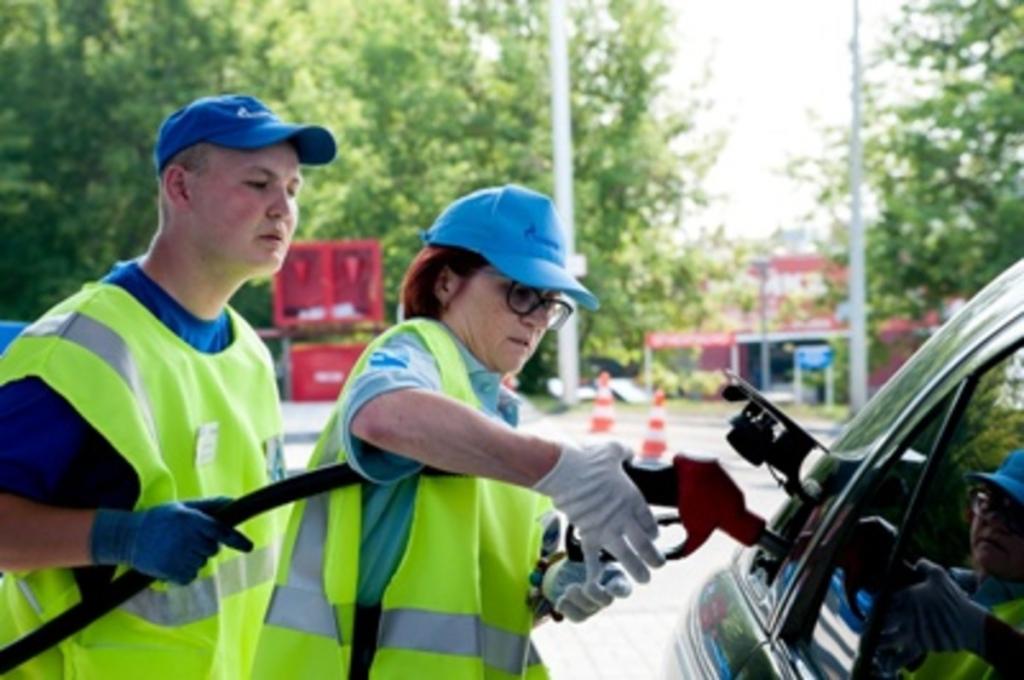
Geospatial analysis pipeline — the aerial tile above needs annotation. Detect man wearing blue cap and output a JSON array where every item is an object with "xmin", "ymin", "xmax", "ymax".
[
  {"xmin": 873, "ymin": 449, "xmax": 1024, "ymax": 678},
  {"xmin": 0, "ymin": 94, "xmax": 336, "ymax": 678},
  {"xmin": 253, "ymin": 185, "xmax": 663, "ymax": 679}
]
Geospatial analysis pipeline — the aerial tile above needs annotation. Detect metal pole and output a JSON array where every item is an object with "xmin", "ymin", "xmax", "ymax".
[
  {"xmin": 644, "ymin": 344, "xmax": 652, "ymax": 394},
  {"xmin": 793, "ymin": 355, "xmax": 801, "ymax": 405},
  {"xmin": 282, "ymin": 336, "xmax": 292, "ymax": 401},
  {"xmin": 753, "ymin": 257, "xmax": 771, "ymax": 391},
  {"xmin": 849, "ymin": 0, "xmax": 869, "ymax": 411},
  {"xmin": 550, "ymin": 0, "xmax": 580, "ymax": 405}
]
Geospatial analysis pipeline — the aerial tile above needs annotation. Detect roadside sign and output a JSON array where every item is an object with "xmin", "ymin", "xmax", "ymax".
[{"xmin": 795, "ymin": 344, "xmax": 833, "ymax": 371}]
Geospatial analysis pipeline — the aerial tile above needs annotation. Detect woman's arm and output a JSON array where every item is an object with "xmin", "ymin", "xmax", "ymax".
[{"xmin": 350, "ymin": 388, "xmax": 559, "ymax": 486}]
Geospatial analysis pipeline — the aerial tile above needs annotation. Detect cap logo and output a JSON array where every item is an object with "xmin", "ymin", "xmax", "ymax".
[
  {"xmin": 236, "ymin": 106, "xmax": 272, "ymax": 119},
  {"xmin": 524, "ymin": 223, "xmax": 559, "ymax": 253}
]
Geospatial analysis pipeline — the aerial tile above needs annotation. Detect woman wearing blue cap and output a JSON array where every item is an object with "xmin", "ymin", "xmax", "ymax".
[
  {"xmin": 0, "ymin": 94, "xmax": 336, "ymax": 678},
  {"xmin": 254, "ymin": 185, "xmax": 664, "ymax": 679},
  {"xmin": 873, "ymin": 449, "xmax": 1024, "ymax": 678}
]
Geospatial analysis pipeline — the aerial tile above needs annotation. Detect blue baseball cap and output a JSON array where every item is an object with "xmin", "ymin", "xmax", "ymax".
[
  {"xmin": 421, "ymin": 185, "xmax": 598, "ymax": 310},
  {"xmin": 154, "ymin": 94, "xmax": 336, "ymax": 172},
  {"xmin": 967, "ymin": 449, "xmax": 1024, "ymax": 506}
]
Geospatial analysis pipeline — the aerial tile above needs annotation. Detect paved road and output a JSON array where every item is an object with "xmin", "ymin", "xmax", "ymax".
[
  {"xmin": 521, "ymin": 409, "xmax": 793, "ymax": 679},
  {"xmin": 281, "ymin": 401, "xmax": 832, "ymax": 679}
]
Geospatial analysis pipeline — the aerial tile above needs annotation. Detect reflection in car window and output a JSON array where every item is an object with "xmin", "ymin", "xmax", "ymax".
[
  {"xmin": 802, "ymin": 409, "xmax": 945, "ymax": 679},
  {"xmin": 806, "ymin": 346, "xmax": 1024, "ymax": 678},
  {"xmin": 745, "ymin": 453, "xmax": 856, "ymax": 623},
  {"xmin": 907, "ymin": 349, "xmax": 1024, "ymax": 567},
  {"xmin": 865, "ymin": 348, "xmax": 1024, "ymax": 678}
]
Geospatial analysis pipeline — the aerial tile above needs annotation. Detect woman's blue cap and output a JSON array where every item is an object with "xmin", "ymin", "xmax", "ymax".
[
  {"xmin": 967, "ymin": 449, "xmax": 1024, "ymax": 506},
  {"xmin": 421, "ymin": 185, "xmax": 598, "ymax": 310},
  {"xmin": 154, "ymin": 94, "xmax": 336, "ymax": 172}
]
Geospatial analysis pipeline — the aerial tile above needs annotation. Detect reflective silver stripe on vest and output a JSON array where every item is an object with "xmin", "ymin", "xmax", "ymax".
[
  {"xmin": 15, "ymin": 579, "xmax": 43, "ymax": 616},
  {"xmin": 378, "ymin": 608, "xmax": 535, "ymax": 676},
  {"xmin": 263, "ymin": 492, "xmax": 340, "ymax": 640},
  {"xmin": 120, "ymin": 543, "xmax": 278, "ymax": 626},
  {"xmin": 527, "ymin": 642, "xmax": 542, "ymax": 667},
  {"xmin": 23, "ymin": 312, "xmax": 160, "ymax": 445}
]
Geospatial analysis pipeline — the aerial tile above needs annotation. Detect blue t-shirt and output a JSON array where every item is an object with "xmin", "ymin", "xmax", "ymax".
[
  {"xmin": 0, "ymin": 260, "xmax": 232, "ymax": 510},
  {"xmin": 951, "ymin": 566, "xmax": 1024, "ymax": 610},
  {"xmin": 339, "ymin": 322, "xmax": 519, "ymax": 605}
]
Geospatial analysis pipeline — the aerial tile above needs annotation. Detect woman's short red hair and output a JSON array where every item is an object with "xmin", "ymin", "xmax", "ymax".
[{"xmin": 401, "ymin": 246, "xmax": 489, "ymax": 319}]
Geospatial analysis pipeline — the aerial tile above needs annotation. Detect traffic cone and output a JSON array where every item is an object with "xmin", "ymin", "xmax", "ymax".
[
  {"xmin": 589, "ymin": 371, "xmax": 616, "ymax": 433},
  {"xmin": 639, "ymin": 389, "xmax": 668, "ymax": 462}
]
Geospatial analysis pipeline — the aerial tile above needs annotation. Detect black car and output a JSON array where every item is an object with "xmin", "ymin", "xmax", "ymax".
[{"xmin": 664, "ymin": 258, "xmax": 1024, "ymax": 679}]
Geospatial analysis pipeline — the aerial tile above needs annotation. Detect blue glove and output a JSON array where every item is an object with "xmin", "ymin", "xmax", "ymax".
[
  {"xmin": 542, "ymin": 558, "xmax": 632, "ymax": 623},
  {"xmin": 90, "ymin": 497, "xmax": 253, "ymax": 586}
]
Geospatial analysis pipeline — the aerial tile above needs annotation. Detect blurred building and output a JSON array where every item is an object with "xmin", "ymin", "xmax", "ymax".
[{"xmin": 644, "ymin": 253, "xmax": 937, "ymax": 401}]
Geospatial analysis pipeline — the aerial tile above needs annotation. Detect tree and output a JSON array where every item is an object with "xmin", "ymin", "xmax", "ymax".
[
  {"xmin": 865, "ymin": 0, "xmax": 1024, "ymax": 319},
  {"xmin": 1, "ymin": 0, "xmax": 721, "ymax": 389},
  {"xmin": 0, "ymin": 0, "xmax": 246, "ymax": 319}
]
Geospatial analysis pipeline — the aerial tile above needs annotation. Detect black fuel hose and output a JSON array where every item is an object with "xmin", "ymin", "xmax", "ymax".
[{"xmin": 0, "ymin": 462, "xmax": 363, "ymax": 674}]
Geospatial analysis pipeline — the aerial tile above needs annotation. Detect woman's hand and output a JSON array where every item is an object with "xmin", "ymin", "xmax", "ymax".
[{"xmin": 532, "ymin": 442, "xmax": 665, "ymax": 585}]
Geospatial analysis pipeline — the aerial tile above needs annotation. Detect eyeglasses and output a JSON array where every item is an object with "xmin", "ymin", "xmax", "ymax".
[
  {"xmin": 476, "ymin": 271, "xmax": 568, "ymax": 332},
  {"xmin": 505, "ymin": 281, "xmax": 574, "ymax": 330},
  {"xmin": 478, "ymin": 268, "xmax": 575, "ymax": 330},
  {"xmin": 969, "ymin": 487, "xmax": 1024, "ymax": 535}
]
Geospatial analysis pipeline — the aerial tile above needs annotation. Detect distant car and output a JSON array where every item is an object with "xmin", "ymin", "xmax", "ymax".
[
  {"xmin": 664, "ymin": 259, "xmax": 1024, "ymax": 679},
  {"xmin": 584, "ymin": 356, "xmax": 635, "ymax": 379}
]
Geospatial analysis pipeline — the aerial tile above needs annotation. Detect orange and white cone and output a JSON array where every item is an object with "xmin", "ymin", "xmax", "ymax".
[
  {"xmin": 639, "ymin": 389, "xmax": 668, "ymax": 462},
  {"xmin": 589, "ymin": 371, "xmax": 616, "ymax": 433}
]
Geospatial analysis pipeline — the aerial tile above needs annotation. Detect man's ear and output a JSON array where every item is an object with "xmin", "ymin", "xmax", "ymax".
[{"xmin": 161, "ymin": 165, "xmax": 191, "ymax": 209}]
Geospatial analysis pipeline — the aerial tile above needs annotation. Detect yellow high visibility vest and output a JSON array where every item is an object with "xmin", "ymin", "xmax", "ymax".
[
  {"xmin": 905, "ymin": 596, "xmax": 1024, "ymax": 679},
  {"xmin": 253, "ymin": 318, "xmax": 550, "ymax": 679},
  {"xmin": 0, "ymin": 283, "xmax": 285, "ymax": 679}
]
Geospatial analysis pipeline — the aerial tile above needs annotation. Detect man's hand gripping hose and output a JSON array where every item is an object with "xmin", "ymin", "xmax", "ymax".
[{"xmin": 0, "ymin": 462, "xmax": 364, "ymax": 674}]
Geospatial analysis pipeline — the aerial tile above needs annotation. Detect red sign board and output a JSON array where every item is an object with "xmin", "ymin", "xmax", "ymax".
[
  {"xmin": 273, "ymin": 239, "xmax": 384, "ymax": 328},
  {"xmin": 646, "ymin": 331, "xmax": 735, "ymax": 349},
  {"xmin": 289, "ymin": 343, "xmax": 366, "ymax": 402}
]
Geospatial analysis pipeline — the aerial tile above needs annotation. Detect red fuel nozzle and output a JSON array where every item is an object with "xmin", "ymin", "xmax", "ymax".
[
  {"xmin": 623, "ymin": 453, "xmax": 789, "ymax": 560},
  {"xmin": 673, "ymin": 455, "xmax": 765, "ymax": 556}
]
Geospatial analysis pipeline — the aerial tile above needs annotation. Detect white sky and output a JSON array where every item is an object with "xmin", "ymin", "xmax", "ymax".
[{"xmin": 666, "ymin": 0, "xmax": 899, "ymax": 239}]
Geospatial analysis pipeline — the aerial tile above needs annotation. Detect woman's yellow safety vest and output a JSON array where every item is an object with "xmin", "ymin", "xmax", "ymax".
[
  {"xmin": 0, "ymin": 283, "xmax": 285, "ymax": 679},
  {"xmin": 253, "ymin": 318, "xmax": 550, "ymax": 679},
  {"xmin": 905, "ymin": 596, "xmax": 1024, "ymax": 679}
]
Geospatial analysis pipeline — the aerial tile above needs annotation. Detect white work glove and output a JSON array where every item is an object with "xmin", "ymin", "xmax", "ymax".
[
  {"xmin": 542, "ymin": 559, "xmax": 632, "ymax": 623},
  {"xmin": 872, "ymin": 559, "xmax": 987, "ymax": 676},
  {"xmin": 533, "ymin": 442, "xmax": 665, "ymax": 586},
  {"xmin": 544, "ymin": 557, "xmax": 630, "ymax": 622}
]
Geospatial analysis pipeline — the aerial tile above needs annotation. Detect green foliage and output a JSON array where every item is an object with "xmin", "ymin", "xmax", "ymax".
[
  {"xmin": 677, "ymin": 369, "xmax": 724, "ymax": 400},
  {"xmin": 1, "ymin": 0, "xmax": 718, "ymax": 385},
  {"xmin": 785, "ymin": 0, "xmax": 1024, "ymax": 349},
  {"xmin": 864, "ymin": 0, "xmax": 1024, "ymax": 319},
  {"xmin": 0, "ymin": 0, "xmax": 249, "ymax": 318}
]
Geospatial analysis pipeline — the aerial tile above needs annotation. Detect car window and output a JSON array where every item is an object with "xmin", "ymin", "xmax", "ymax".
[
  {"xmin": 743, "ymin": 452, "xmax": 850, "ymax": 621},
  {"xmin": 800, "ymin": 412, "xmax": 947, "ymax": 679},
  {"xmin": 803, "ymin": 345, "xmax": 1024, "ymax": 678}
]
